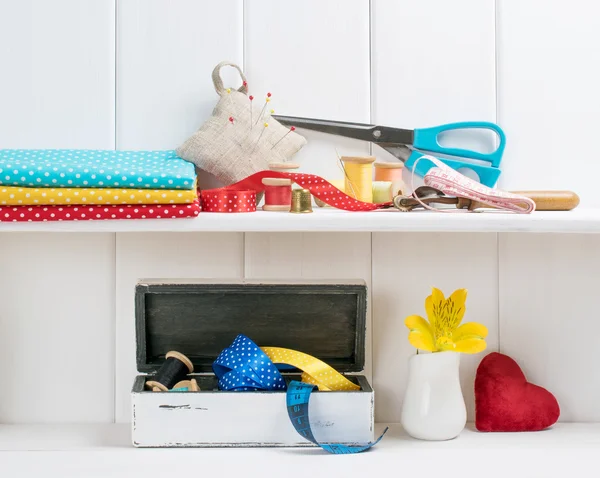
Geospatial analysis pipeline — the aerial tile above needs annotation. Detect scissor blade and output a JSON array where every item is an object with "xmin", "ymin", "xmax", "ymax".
[{"xmin": 272, "ymin": 115, "xmax": 414, "ymax": 144}]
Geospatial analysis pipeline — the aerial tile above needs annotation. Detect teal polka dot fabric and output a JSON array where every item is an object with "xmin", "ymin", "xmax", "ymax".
[{"xmin": 0, "ymin": 150, "xmax": 196, "ymax": 190}]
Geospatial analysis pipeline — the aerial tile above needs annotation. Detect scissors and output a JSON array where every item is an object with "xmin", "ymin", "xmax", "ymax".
[{"xmin": 272, "ymin": 115, "xmax": 506, "ymax": 187}]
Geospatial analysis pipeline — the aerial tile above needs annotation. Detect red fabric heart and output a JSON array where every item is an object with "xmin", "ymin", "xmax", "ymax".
[{"xmin": 475, "ymin": 352, "xmax": 560, "ymax": 432}]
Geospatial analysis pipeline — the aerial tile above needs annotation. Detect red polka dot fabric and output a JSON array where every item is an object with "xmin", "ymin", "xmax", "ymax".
[
  {"xmin": 0, "ymin": 198, "xmax": 201, "ymax": 222},
  {"xmin": 200, "ymin": 189, "xmax": 256, "ymax": 212},
  {"xmin": 223, "ymin": 171, "xmax": 390, "ymax": 211}
]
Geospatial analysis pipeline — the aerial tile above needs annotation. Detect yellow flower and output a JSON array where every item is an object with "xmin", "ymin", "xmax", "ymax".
[{"xmin": 405, "ymin": 287, "xmax": 488, "ymax": 354}]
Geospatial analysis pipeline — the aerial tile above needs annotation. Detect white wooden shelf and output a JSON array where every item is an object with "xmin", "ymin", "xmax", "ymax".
[
  {"xmin": 0, "ymin": 208, "xmax": 599, "ymax": 233},
  {"xmin": 0, "ymin": 423, "xmax": 597, "ymax": 477}
]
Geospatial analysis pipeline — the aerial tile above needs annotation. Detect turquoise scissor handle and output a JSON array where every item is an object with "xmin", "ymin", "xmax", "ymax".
[
  {"xmin": 404, "ymin": 150, "xmax": 502, "ymax": 188},
  {"xmin": 413, "ymin": 121, "xmax": 506, "ymax": 168}
]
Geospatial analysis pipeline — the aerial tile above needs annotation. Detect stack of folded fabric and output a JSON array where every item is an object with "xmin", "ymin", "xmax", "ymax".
[{"xmin": 0, "ymin": 150, "xmax": 200, "ymax": 222}]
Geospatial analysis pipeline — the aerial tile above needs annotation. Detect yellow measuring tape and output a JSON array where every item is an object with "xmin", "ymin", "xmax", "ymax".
[{"xmin": 261, "ymin": 347, "xmax": 360, "ymax": 392}]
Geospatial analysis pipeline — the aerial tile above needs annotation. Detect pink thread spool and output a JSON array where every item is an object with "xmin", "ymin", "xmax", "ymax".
[
  {"xmin": 262, "ymin": 178, "xmax": 293, "ymax": 211},
  {"xmin": 374, "ymin": 162, "xmax": 406, "ymax": 197}
]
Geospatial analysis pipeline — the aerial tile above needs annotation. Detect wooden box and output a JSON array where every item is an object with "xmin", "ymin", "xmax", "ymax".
[{"xmin": 131, "ymin": 279, "xmax": 373, "ymax": 448}]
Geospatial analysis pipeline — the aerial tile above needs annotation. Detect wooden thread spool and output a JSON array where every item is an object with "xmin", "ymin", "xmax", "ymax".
[
  {"xmin": 262, "ymin": 178, "xmax": 293, "ymax": 211},
  {"xmin": 146, "ymin": 351, "xmax": 194, "ymax": 392},
  {"xmin": 170, "ymin": 379, "xmax": 200, "ymax": 392},
  {"xmin": 374, "ymin": 162, "xmax": 406, "ymax": 197},
  {"xmin": 341, "ymin": 156, "xmax": 376, "ymax": 203},
  {"xmin": 269, "ymin": 162, "xmax": 301, "ymax": 190},
  {"xmin": 315, "ymin": 179, "xmax": 345, "ymax": 208},
  {"xmin": 372, "ymin": 181, "xmax": 393, "ymax": 203},
  {"xmin": 268, "ymin": 162, "xmax": 300, "ymax": 172}
]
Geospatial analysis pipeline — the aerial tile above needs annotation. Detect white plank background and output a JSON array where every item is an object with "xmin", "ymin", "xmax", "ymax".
[
  {"xmin": 0, "ymin": 0, "xmax": 599, "ymax": 427},
  {"xmin": 0, "ymin": 0, "xmax": 116, "ymax": 423},
  {"xmin": 244, "ymin": 0, "xmax": 371, "ymax": 180},
  {"xmin": 496, "ymin": 0, "xmax": 600, "ymax": 207},
  {"xmin": 499, "ymin": 234, "xmax": 600, "ymax": 421},
  {"xmin": 0, "ymin": 233, "xmax": 115, "ymax": 423},
  {"xmin": 0, "ymin": 0, "xmax": 115, "ymax": 148},
  {"xmin": 114, "ymin": 0, "xmax": 246, "ymax": 423},
  {"xmin": 371, "ymin": 0, "xmax": 498, "ymax": 422}
]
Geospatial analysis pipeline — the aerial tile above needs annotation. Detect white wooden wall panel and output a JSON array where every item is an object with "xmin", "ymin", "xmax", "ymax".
[
  {"xmin": 116, "ymin": 0, "xmax": 243, "ymax": 151},
  {"xmin": 0, "ymin": 233, "xmax": 115, "ymax": 423},
  {"xmin": 0, "ymin": 0, "xmax": 115, "ymax": 148},
  {"xmin": 499, "ymin": 234, "xmax": 600, "ymax": 422},
  {"xmin": 371, "ymin": 0, "xmax": 497, "ymax": 423},
  {"xmin": 245, "ymin": 233, "xmax": 373, "ymax": 381},
  {"xmin": 114, "ymin": 233, "xmax": 244, "ymax": 422},
  {"xmin": 496, "ymin": 1, "xmax": 600, "ymax": 206},
  {"xmin": 372, "ymin": 233, "xmax": 499, "ymax": 423},
  {"xmin": 371, "ymin": 0, "xmax": 497, "ymax": 185},
  {"xmin": 114, "ymin": 0, "xmax": 245, "ymax": 423},
  {"xmin": 0, "ymin": 0, "xmax": 116, "ymax": 423},
  {"xmin": 244, "ymin": 0, "xmax": 371, "ymax": 180}
]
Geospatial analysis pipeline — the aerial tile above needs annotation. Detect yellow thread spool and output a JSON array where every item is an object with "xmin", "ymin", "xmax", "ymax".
[
  {"xmin": 315, "ymin": 178, "xmax": 345, "ymax": 208},
  {"xmin": 341, "ymin": 156, "xmax": 376, "ymax": 203}
]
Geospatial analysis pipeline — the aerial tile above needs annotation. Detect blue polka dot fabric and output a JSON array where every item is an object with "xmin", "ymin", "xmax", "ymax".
[
  {"xmin": 0, "ymin": 150, "xmax": 196, "ymax": 189},
  {"xmin": 213, "ymin": 335, "xmax": 287, "ymax": 392}
]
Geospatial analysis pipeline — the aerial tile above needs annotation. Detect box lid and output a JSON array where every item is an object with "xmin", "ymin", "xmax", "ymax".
[{"xmin": 135, "ymin": 279, "xmax": 367, "ymax": 374}]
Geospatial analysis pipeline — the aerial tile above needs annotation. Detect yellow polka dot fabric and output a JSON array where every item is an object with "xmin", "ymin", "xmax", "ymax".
[
  {"xmin": 261, "ymin": 347, "xmax": 360, "ymax": 392},
  {"xmin": 0, "ymin": 185, "xmax": 197, "ymax": 206}
]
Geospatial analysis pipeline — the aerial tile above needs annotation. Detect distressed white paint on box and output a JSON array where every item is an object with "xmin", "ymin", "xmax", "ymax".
[
  {"xmin": 132, "ymin": 377, "xmax": 373, "ymax": 447},
  {"xmin": 0, "ymin": 0, "xmax": 115, "ymax": 148},
  {"xmin": 372, "ymin": 233, "xmax": 498, "ymax": 423},
  {"xmin": 496, "ymin": 0, "xmax": 600, "ymax": 206},
  {"xmin": 114, "ymin": 233, "xmax": 244, "ymax": 423},
  {"xmin": 244, "ymin": 233, "xmax": 373, "ymax": 382},
  {"xmin": 244, "ymin": 0, "xmax": 371, "ymax": 180},
  {"xmin": 0, "ymin": 233, "xmax": 115, "ymax": 423},
  {"xmin": 499, "ymin": 233, "xmax": 600, "ymax": 421}
]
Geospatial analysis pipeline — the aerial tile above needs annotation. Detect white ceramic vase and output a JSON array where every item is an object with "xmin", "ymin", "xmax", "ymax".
[{"xmin": 401, "ymin": 351, "xmax": 467, "ymax": 441}]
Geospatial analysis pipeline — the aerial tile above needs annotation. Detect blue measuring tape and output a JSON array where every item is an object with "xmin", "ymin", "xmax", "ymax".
[
  {"xmin": 287, "ymin": 380, "xmax": 388, "ymax": 454},
  {"xmin": 213, "ymin": 335, "xmax": 387, "ymax": 454}
]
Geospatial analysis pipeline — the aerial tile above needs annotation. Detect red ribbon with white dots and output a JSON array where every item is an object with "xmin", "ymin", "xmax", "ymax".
[
  {"xmin": 200, "ymin": 189, "xmax": 257, "ymax": 212},
  {"xmin": 206, "ymin": 171, "xmax": 390, "ymax": 212}
]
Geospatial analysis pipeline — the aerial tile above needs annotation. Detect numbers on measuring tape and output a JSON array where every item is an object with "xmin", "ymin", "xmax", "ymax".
[{"xmin": 285, "ymin": 380, "xmax": 388, "ymax": 455}]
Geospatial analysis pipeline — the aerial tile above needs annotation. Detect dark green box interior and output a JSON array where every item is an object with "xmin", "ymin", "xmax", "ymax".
[{"xmin": 135, "ymin": 280, "xmax": 367, "ymax": 374}]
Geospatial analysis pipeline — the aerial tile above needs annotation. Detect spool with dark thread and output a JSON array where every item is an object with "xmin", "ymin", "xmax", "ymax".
[
  {"xmin": 146, "ymin": 351, "xmax": 194, "ymax": 392},
  {"xmin": 262, "ymin": 177, "xmax": 293, "ymax": 211}
]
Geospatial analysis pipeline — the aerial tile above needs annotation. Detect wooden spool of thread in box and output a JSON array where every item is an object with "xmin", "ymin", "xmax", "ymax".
[
  {"xmin": 170, "ymin": 379, "xmax": 200, "ymax": 392},
  {"xmin": 146, "ymin": 351, "xmax": 194, "ymax": 392},
  {"xmin": 341, "ymin": 156, "xmax": 375, "ymax": 203},
  {"xmin": 374, "ymin": 162, "xmax": 406, "ymax": 197}
]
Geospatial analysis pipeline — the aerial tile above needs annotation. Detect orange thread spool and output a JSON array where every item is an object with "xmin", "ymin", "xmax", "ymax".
[
  {"xmin": 374, "ymin": 162, "xmax": 406, "ymax": 196},
  {"xmin": 262, "ymin": 178, "xmax": 293, "ymax": 211}
]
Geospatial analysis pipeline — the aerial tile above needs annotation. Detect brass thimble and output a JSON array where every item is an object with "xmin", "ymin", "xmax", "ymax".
[{"xmin": 290, "ymin": 188, "xmax": 313, "ymax": 213}]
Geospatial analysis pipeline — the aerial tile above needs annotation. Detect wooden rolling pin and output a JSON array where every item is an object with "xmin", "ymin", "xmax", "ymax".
[{"xmin": 457, "ymin": 191, "xmax": 580, "ymax": 211}]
